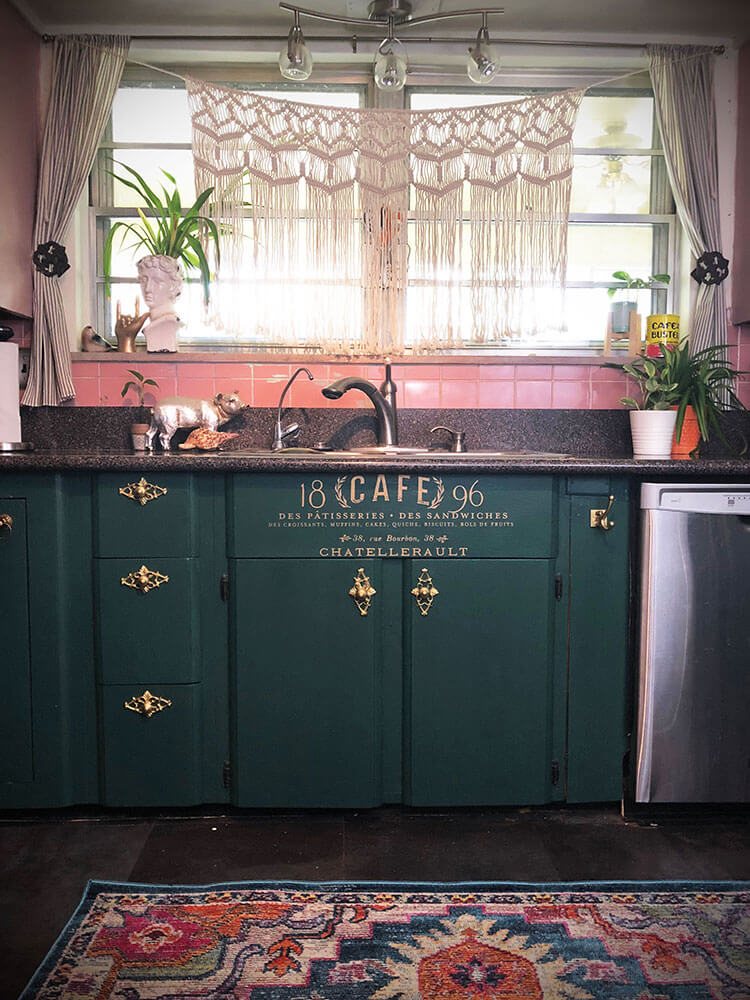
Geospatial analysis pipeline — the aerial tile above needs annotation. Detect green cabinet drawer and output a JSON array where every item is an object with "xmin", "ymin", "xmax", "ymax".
[
  {"xmin": 94, "ymin": 473, "xmax": 199, "ymax": 556},
  {"xmin": 100, "ymin": 683, "xmax": 201, "ymax": 806},
  {"xmin": 95, "ymin": 558, "xmax": 200, "ymax": 683}
]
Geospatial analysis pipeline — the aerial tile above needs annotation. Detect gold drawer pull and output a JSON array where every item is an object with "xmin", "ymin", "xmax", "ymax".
[
  {"xmin": 412, "ymin": 568, "xmax": 439, "ymax": 616},
  {"xmin": 121, "ymin": 565, "xmax": 169, "ymax": 594},
  {"xmin": 0, "ymin": 513, "xmax": 12, "ymax": 536},
  {"xmin": 124, "ymin": 690, "xmax": 172, "ymax": 718},
  {"xmin": 119, "ymin": 477, "xmax": 167, "ymax": 506},
  {"xmin": 349, "ymin": 567, "xmax": 376, "ymax": 616}
]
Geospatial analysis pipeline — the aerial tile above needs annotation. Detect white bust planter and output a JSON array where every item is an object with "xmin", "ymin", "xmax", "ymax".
[
  {"xmin": 137, "ymin": 254, "xmax": 185, "ymax": 353},
  {"xmin": 629, "ymin": 409, "xmax": 678, "ymax": 460}
]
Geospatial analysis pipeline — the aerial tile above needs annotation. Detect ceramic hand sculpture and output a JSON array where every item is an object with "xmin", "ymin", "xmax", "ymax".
[
  {"xmin": 114, "ymin": 299, "xmax": 150, "ymax": 353},
  {"xmin": 137, "ymin": 255, "xmax": 185, "ymax": 353}
]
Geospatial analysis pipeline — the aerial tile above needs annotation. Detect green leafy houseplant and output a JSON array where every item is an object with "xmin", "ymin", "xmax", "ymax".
[
  {"xmin": 610, "ymin": 342, "xmax": 746, "ymax": 451},
  {"xmin": 614, "ymin": 346, "xmax": 681, "ymax": 411},
  {"xmin": 121, "ymin": 368, "xmax": 159, "ymax": 424},
  {"xmin": 607, "ymin": 270, "xmax": 670, "ymax": 300},
  {"xmin": 103, "ymin": 163, "xmax": 220, "ymax": 305}
]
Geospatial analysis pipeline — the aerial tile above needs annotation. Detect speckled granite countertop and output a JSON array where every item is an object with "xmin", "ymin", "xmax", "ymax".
[
  {"xmin": 5, "ymin": 449, "xmax": 750, "ymax": 478},
  {"xmin": 4, "ymin": 406, "xmax": 750, "ymax": 478}
]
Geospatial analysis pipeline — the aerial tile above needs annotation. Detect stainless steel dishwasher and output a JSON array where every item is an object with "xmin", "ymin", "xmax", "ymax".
[{"xmin": 635, "ymin": 482, "xmax": 750, "ymax": 803}]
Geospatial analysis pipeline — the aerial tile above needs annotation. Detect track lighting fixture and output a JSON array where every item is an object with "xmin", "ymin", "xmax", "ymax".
[
  {"xmin": 278, "ymin": 3, "xmax": 505, "ymax": 89},
  {"xmin": 279, "ymin": 9, "xmax": 313, "ymax": 81},
  {"xmin": 466, "ymin": 12, "xmax": 500, "ymax": 84},
  {"xmin": 373, "ymin": 19, "xmax": 408, "ymax": 91}
]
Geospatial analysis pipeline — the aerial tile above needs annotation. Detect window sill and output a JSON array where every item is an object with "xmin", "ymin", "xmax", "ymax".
[{"xmin": 70, "ymin": 351, "xmax": 623, "ymax": 366}]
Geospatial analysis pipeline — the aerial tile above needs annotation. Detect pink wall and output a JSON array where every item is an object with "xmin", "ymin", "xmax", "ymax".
[
  {"xmin": 732, "ymin": 42, "xmax": 750, "ymax": 326},
  {"xmin": 0, "ymin": 0, "xmax": 39, "ymax": 320}
]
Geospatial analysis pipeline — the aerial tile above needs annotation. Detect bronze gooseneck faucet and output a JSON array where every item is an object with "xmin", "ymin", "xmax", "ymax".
[{"xmin": 322, "ymin": 361, "xmax": 398, "ymax": 446}]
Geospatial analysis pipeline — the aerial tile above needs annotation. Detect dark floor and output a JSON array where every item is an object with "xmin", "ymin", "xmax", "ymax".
[{"xmin": 2, "ymin": 805, "xmax": 750, "ymax": 999}]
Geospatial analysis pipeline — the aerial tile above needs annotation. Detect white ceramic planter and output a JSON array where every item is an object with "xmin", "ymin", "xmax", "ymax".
[{"xmin": 629, "ymin": 409, "xmax": 677, "ymax": 460}]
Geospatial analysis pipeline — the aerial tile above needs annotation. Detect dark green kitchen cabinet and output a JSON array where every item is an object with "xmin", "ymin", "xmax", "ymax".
[
  {"xmin": 228, "ymin": 472, "xmax": 572, "ymax": 808},
  {"xmin": 0, "ymin": 467, "xmax": 632, "ymax": 811},
  {"xmin": 93, "ymin": 471, "xmax": 228, "ymax": 807},
  {"xmin": 0, "ymin": 474, "xmax": 97, "ymax": 808},
  {"xmin": 0, "ymin": 498, "xmax": 32, "ymax": 784},
  {"xmin": 565, "ymin": 478, "xmax": 631, "ymax": 802},
  {"xmin": 404, "ymin": 558, "xmax": 558, "ymax": 806},
  {"xmin": 232, "ymin": 558, "xmax": 382, "ymax": 807}
]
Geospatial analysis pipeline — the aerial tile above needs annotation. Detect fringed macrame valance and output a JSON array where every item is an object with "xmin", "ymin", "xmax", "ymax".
[{"xmin": 187, "ymin": 78, "xmax": 583, "ymax": 354}]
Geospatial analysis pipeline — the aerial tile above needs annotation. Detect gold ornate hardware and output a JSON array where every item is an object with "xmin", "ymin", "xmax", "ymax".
[
  {"xmin": 411, "ymin": 568, "xmax": 439, "ymax": 616},
  {"xmin": 349, "ymin": 567, "xmax": 376, "ymax": 616},
  {"xmin": 124, "ymin": 690, "xmax": 172, "ymax": 718},
  {"xmin": 590, "ymin": 495, "xmax": 615, "ymax": 531},
  {"xmin": 0, "ymin": 513, "xmax": 12, "ymax": 536},
  {"xmin": 119, "ymin": 477, "xmax": 167, "ymax": 506},
  {"xmin": 121, "ymin": 565, "xmax": 169, "ymax": 593}
]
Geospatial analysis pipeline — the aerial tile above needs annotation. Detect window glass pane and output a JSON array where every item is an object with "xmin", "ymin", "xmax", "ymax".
[
  {"xmin": 568, "ymin": 223, "xmax": 653, "ymax": 283},
  {"xmin": 112, "ymin": 87, "xmax": 191, "ymax": 143},
  {"xmin": 574, "ymin": 95, "xmax": 654, "ymax": 148},
  {"xmin": 107, "ymin": 149, "xmax": 196, "ymax": 206},
  {"xmin": 409, "ymin": 91, "xmax": 518, "ymax": 110},
  {"xmin": 571, "ymin": 154, "xmax": 653, "ymax": 214}
]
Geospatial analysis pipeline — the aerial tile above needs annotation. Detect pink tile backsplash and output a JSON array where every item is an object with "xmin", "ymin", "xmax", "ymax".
[
  {"xmin": 478, "ymin": 381, "xmax": 515, "ymax": 408},
  {"xmin": 77, "ymin": 349, "xmax": 748, "ymax": 410},
  {"xmin": 515, "ymin": 380, "xmax": 553, "ymax": 408},
  {"xmin": 440, "ymin": 380, "xmax": 479, "ymax": 408},
  {"xmin": 552, "ymin": 380, "xmax": 590, "ymax": 408}
]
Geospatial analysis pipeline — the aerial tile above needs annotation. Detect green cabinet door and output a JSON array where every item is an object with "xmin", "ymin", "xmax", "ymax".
[
  {"xmin": 0, "ymin": 499, "xmax": 32, "ymax": 783},
  {"xmin": 566, "ymin": 483, "xmax": 631, "ymax": 802},
  {"xmin": 232, "ymin": 558, "xmax": 382, "ymax": 807},
  {"xmin": 405, "ymin": 558, "xmax": 557, "ymax": 806}
]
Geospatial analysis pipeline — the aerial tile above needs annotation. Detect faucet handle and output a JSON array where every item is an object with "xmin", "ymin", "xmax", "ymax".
[{"xmin": 431, "ymin": 425, "xmax": 466, "ymax": 453}]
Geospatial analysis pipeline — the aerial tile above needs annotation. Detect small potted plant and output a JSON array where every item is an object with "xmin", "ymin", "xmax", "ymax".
[
  {"xmin": 609, "ymin": 346, "xmax": 681, "ymax": 459},
  {"xmin": 121, "ymin": 368, "xmax": 159, "ymax": 451},
  {"xmin": 607, "ymin": 270, "xmax": 670, "ymax": 334}
]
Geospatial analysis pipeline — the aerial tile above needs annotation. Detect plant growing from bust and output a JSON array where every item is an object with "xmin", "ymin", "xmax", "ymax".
[
  {"xmin": 121, "ymin": 369, "xmax": 159, "ymax": 425},
  {"xmin": 103, "ymin": 163, "xmax": 221, "ymax": 306}
]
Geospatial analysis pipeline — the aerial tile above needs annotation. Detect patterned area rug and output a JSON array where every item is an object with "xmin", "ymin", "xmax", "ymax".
[{"xmin": 21, "ymin": 880, "xmax": 750, "ymax": 999}]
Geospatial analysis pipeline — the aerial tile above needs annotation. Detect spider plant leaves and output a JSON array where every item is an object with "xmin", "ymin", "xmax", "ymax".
[{"xmin": 103, "ymin": 161, "xmax": 220, "ymax": 305}]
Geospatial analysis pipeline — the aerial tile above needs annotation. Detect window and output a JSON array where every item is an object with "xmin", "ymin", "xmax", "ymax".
[{"xmin": 92, "ymin": 74, "xmax": 676, "ymax": 353}]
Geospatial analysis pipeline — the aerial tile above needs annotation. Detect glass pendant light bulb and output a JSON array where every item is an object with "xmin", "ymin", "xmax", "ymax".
[
  {"xmin": 374, "ymin": 30, "xmax": 407, "ymax": 91},
  {"xmin": 279, "ymin": 12, "xmax": 313, "ymax": 81},
  {"xmin": 467, "ymin": 17, "xmax": 500, "ymax": 84}
]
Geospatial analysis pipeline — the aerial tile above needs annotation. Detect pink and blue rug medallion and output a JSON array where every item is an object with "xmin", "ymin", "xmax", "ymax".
[{"xmin": 20, "ymin": 880, "xmax": 750, "ymax": 999}]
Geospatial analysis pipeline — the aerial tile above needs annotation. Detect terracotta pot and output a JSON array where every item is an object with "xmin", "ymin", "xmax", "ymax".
[
  {"xmin": 671, "ymin": 405, "xmax": 701, "ymax": 459},
  {"xmin": 629, "ymin": 409, "xmax": 677, "ymax": 460}
]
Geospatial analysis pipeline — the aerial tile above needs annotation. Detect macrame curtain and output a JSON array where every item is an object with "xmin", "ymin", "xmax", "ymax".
[
  {"xmin": 23, "ymin": 34, "xmax": 129, "ymax": 405},
  {"xmin": 187, "ymin": 79, "xmax": 583, "ymax": 355}
]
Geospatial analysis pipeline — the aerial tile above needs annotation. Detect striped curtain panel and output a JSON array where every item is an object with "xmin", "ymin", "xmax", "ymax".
[
  {"xmin": 647, "ymin": 44, "xmax": 727, "ymax": 355},
  {"xmin": 22, "ymin": 35, "xmax": 129, "ymax": 406}
]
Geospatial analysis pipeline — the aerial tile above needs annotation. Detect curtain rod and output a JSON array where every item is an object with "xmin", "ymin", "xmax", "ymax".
[{"xmin": 40, "ymin": 33, "xmax": 725, "ymax": 54}]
